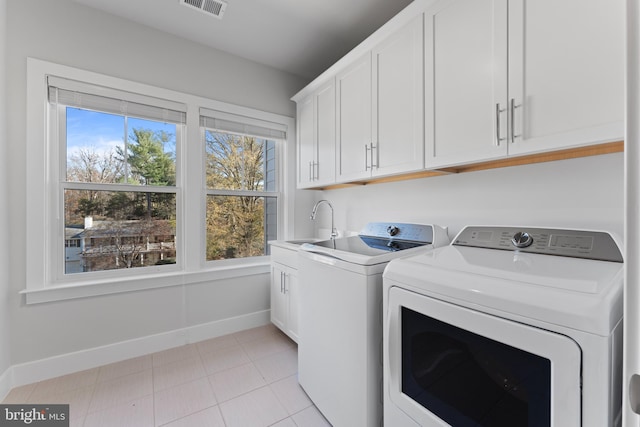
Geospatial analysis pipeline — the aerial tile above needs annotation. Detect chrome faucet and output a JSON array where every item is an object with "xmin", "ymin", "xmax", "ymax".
[{"xmin": 310, "ymin": 199, "xmax": 338, "ymax": 240}]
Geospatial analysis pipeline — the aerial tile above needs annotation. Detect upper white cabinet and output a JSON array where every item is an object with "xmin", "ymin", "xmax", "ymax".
[
  {"xmin": 425, "ymin": 0, "xmax": 507, "ymax": 167},
  {"xmin": 336, "ymin": 53, "xmax": 373, "ymax": 182},
  {"xmin": 507, "ymin": 0, "xmax": 624, "ymax": 156},
  {"xmin": 337, "ymin": 16, "xmax": 425, "ymax": 182},
  {"xmin": 293, "ymin": 0, "xmax": 624, "ymax": 184},
  {"xmin": 372, "ymin": 15, "xmax": 425, "ymax": 177},
  {"xmin": 425, "ymin": 0, "xmax": 624, "ymax": 168},
  {"xmin": 297, "ymin": 79, "xmax": 336, "ymax": 188},
  {"xmin": 315, "ymin": 80, "xmax": 337, "ymax": 186},
  {"xmin": 297, "ymin": 95, "xmax": 315, "ymax": 187}
]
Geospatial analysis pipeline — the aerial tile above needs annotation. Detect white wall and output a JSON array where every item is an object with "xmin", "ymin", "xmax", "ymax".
[
  {"xmin": 5, "ymin": 0, "xmax": 309, "ymax": 370},
  {"xmin": 0, "ymin": 0, "xmax": 12, "ymax": 390},
  {"xmin": 310, "ymin": 153, "xmax": 624, "ymax": 243},
  {"xmin": 7, "ymin": 0, "xmax": 306, "ymax": 117}
]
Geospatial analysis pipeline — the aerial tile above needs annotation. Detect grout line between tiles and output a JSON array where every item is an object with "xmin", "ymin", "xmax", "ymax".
[
  {"xmin": 3, "ymin": 326, "xmax": 303, "ymax": 427},
  {"xmin": 151, "ymin": 363, "xmax": 157, "ymax": 427}
]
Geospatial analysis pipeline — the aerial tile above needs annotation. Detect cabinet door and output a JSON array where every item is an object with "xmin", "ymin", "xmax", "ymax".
[
  {"xmin": 337, "ymin": 53, "xmax": 372, "ymax": 182},
  {"xmin": 315, "ymin": 79, "xmax": 336, "ymax": 186},
  {"xmin": 297, "ymin": 95, "xmax": 315, "ymax": 188},
  {"xmin": 285, "ymin": 270, "xmax": 299, "ymax": 343},
  {"xmin": 372, "ymin": 15, "xmax": 424, "ymax": 177},
  {"xmin": 425, "ymin": 0, "xmax": 508, "ymax": 168},
  {"xmin": 508, "ymin": 0, "xmax": 624, "ymax": 155},
  {"xmin": 270, "ymin": 264, "xmax": 288, "ymax": 331}
]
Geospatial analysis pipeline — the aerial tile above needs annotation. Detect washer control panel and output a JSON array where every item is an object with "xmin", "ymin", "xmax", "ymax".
[
  {"xmin": 511, "ymin": 231, "xmax": 533, "ymax": 248},
  {"xmin": 453, "ymin": 226, "xmax": 623, "ymax": 262},
  {"xmin": 359, "ymin": 222, "xmax": 434, "ymax": 243},
  {"xmin": 387, "ymin": 225, "xmax": 400, "ymax": 237}
]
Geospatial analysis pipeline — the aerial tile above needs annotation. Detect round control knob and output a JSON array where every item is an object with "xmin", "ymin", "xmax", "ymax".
[
  {"xmin": 387, "ymin": 226, "xmax": 400, "ymax": 237},
  {"xmin": 511, "ymin": 231, "xmax": 533, "ymax": 248}
]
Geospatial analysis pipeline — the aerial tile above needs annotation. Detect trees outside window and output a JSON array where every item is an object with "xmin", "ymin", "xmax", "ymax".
[
  {"xmin": 63, "ymin": 106, "xmax": 179, "ymax": 274},
  {"xmin": 204, "ymin": 130, "xmax": 278, "ymax": 261}
]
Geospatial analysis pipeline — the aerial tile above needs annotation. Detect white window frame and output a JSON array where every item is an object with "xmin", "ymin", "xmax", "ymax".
[
  {"xmin": 200, "ymin": 108, "xmax": 285, "ymax": 262},
  {"xmin": 49, "ymin": 75, "xmax": 186, "ymax": 282},
  {"xmin": 24, "ymin": 58, "xmax": 295, "ymax": 304}
]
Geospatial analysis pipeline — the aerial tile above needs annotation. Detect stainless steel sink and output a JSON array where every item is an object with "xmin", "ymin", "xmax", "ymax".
[{"xmin": 285, "ymin": 238, "xmax": 322, "ymax": 245}]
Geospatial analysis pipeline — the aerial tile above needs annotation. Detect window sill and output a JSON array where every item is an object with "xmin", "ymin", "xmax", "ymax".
[{"xmin": 20, "ymin": 260, "xmax": 271, "ymax": 304}]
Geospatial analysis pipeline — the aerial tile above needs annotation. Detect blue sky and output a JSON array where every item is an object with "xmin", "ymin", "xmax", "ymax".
[{"xmin": 66, "ymin": 107, "xmax": 177, "ymax": 163}]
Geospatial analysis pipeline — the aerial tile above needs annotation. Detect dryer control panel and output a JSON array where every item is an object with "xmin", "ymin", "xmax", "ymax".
[{"xmin": 453, "ymin": 226, "xmax": 623, "ymax": 262}]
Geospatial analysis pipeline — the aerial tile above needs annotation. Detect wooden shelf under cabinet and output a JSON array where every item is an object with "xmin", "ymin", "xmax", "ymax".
[{"xmin": 305, "ymin": 141, "xmax": 623, "ymax": 190}]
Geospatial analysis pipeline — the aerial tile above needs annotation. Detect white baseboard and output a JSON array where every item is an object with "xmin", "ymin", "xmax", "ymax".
[
  {"xmin": 0, "ymin": 366, "xmax": 12, "ymax": 402},
  {"xmin": 8, "ymin": 310, "xmax": 270, "ymax": 390}
]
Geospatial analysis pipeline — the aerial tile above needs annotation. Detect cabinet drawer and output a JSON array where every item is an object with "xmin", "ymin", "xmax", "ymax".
[{"xmin": 270, "ymin": 245, "xmax": 299, "ymax": 269}]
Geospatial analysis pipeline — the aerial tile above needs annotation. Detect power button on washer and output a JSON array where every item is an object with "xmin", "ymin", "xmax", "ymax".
[{"xmin": 511, "ymin": 231, "xmax": 533, "ymax": 248}]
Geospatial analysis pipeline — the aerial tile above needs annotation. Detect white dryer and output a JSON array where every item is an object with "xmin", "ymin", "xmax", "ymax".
[
  {"xmin": 298, "ymin": 222, "xmax": 449, "ymax": 427},
  {"xmin": 383, "ymin": 226, "xmax": 624, "ymax": 427}
]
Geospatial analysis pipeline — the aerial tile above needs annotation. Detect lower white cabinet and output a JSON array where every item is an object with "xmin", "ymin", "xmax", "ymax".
[{"xmin": 270, "ymin": 246, "xmax": 299, "ymax": 343}]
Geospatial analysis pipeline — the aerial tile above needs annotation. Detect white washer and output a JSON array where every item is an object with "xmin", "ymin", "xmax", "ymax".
[
  {"xmin": 383, "ymin": 226, "xmax": 624, "ymax": 427},
  {"xmin": 298, "ymin": 222, "xmax": 449, "ymax": 427}
]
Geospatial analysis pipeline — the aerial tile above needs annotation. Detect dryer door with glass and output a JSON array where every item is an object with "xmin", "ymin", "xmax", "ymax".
[{"xmin": 386, "ymin": 285, "xmax": 582, "ymax": 427}]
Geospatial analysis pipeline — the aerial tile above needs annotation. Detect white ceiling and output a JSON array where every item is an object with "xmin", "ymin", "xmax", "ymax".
[{"xmin": 72, "ymin": 0, "xmax": 414, "ymax": 80}]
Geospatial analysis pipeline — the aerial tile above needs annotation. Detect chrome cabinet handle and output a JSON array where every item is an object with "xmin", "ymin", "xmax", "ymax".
[
  {"xmin": 495, "ymin": 103, "xmax": 506, "ymax": 146},
  {"xmin": 365, "ymin": 144, "xmax": 371, "ymax": 170},
  {"xmin": 510, "ymin": 98, "xmax": 521, "ymax": 143},
  {"xmin": 365, "ymin": 143, "xmax": 377, "ymax": 170},
  {"xmin": 371, "ymin": 143, "xmax": 378, "ymax": 168},
  {"xmin": 280, "ymin": 271, "xmax": 284, "ymax": 293},
  {"xmin": 308, "ymin": 161, "xmax": 319, "ymax": 181},
  {"xmin": 313, "ymin": 161, "xmax": 318, "ymax": 181}
]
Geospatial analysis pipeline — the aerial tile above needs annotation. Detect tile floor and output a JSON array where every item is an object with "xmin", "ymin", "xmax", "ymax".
[{"xmin": 2, "ymin": 324, "xmax": 332, "ymax": 427}]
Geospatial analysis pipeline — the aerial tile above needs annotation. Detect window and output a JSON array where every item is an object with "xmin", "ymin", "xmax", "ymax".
[
  {"xmin": 48, "ymin": 76, "xmax": 185, "ymax": 276},
  {"xmin": 26, "ymin": 58, "xmax": 294, "ymax": 303},
  {"xmin": 201, "ymin": 109, "xmax": 283, "ymax": 261}
]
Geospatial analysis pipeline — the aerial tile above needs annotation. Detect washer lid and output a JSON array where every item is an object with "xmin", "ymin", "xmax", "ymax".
[
  {"xmin": 306, "ymin": 235, "xmax": 426, "ymax": 255},
  {"xmin": 300, "ymin": 237, "xmax": 433, "ymax": 266},
  {"xmin": 300, "ymin": 223, "xmax": 449, "ymax": 266}
]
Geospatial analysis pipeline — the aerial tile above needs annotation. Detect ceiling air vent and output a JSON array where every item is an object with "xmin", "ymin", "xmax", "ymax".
[{"xmin": 181, "ymin": 0, "xmax": 227, "ymax": 19}]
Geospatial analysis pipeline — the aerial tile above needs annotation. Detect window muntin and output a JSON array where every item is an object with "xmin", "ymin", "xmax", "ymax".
[
  {"xmin": 203, "ymin": 125, "xmax": 280, "ymax": 261},
  {"xmin": 51, "ymin": 80, "xmax": 184, "ymax": 277}
]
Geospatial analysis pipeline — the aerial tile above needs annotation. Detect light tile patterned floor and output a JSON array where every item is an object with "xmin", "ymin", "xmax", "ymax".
[{"xmin": 2, "ymin": 324, "xmax": 332, "ymax": 427}]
